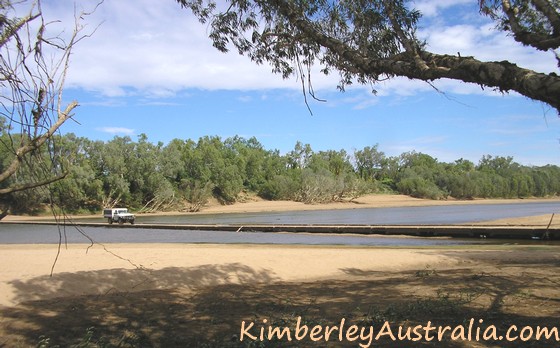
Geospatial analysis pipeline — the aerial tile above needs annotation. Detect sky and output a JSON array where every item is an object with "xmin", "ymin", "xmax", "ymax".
[{"xmin": 35, "ymin": 0, "xmax": 560, "ymax": 166}]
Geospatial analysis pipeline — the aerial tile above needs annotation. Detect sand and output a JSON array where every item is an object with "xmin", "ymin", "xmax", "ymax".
[
  {"xmin": 4, "ymin": 193, "xmax": 560, "ymax": 226},
  {"xmin": 1, "ymin": 242, "xmax": 559, "ymax": 346},
  {"xmin": 1, "ymin": 193, "xmax": 559, "ymax": 308},
  {"xmin": 0, "ymin": 243, "xmax": 457, "ymax": 308},
  {"xmin": 1, "ymin": 194, "xmax": 559, "ymax": 346}
]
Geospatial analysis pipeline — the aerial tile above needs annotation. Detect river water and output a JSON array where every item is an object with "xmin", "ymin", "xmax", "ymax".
[
  {"xmin": 133, "ymin": 201, "xmax": 560, "ymax": 225},
  {"xmin": 1, "ymin": 202, "xmax": 559, "ymax": 246},
  {"xmin": 0, "ymin": 224, "xmax": 479, "ymax": 246}
]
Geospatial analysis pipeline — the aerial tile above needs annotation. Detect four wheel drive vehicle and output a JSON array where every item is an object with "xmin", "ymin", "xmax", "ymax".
[{"xmin": 103, "ymin": 208, "xmax": 135, "ymax": 224}]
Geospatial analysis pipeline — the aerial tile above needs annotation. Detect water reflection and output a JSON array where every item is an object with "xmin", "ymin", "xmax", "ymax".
[
  {"xmin": 124, "ymin": 202, "xmax": 560, "ymax": 226},
  {"xmin": 1, "ymin": 224, "xmax": 559, "ymax": 246},
  {"xmin": 2, "ymin": 202, "xmax": 560, "ymax": 246}
]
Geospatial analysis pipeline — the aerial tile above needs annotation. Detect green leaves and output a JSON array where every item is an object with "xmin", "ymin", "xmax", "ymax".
[
  {"xmin": 177, "ymin": 0, "xmax": 560, "ymax": 112},
  {"xmin": 4, "ymin": 131, "xmax": 560, "ymax": 214},
  {"xmin": 479, "ymin": 0, "xmax": 560, "ymax": 51}
]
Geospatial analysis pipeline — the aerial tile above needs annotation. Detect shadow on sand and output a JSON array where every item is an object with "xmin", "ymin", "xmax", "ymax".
[{"xmin": 1, "ymin": 253, "xmax": 559, "ymax": 347}]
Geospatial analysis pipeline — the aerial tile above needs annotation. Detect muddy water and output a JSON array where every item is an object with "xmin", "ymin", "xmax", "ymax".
[
  {"xmin": 1, "ymin": 202, "xmax": 560, "ymax": 245},
  {"xmin": 134, "ymin": 201, "xmax": 560, "ymax": 225}
]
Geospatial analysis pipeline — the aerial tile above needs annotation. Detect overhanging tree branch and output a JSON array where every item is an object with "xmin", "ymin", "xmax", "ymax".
[
  {"xmin": 272, "ymin": 0, "xmax": 560, "ymax": 110},
  {"xmin": 0, "ymin": 12, "xmax": 40, "ymax": 48},
  {"xmin": 0, "ymin": 101, "xmax": 78, "ymax": 185},
  {"xmin": 178, "ymin": 0, "xmax": 560, "ymax": 113},
  {"xmin": 0, "ymin": 171, "xmax": 67, "ymax": 195},
  {"xmin": 480, "ymin": 0, "xmax": 560, "ymax": 51},
  {"xmin": 0, "ymin": 0, "xmax": 90, "ymax": 207}
]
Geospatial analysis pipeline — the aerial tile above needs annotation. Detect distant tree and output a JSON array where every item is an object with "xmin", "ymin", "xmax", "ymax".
[
  {"xmin": 93, "ymin": 136, "xmax": 134, "ymax": 208},
  {"xmin": 49, "ymin": 134, "xmax": 103, "ymax": 212},
  {"xmin": 160, "ymin": 139, "xmax": 187, "ymax": 183},
  {"xmin": 399, "ymin": 151, "xmax": 439, "ymax": 169},
  {"xmin": 308, "ymin": 149, "xmax": 352, "ymax": 176},
  {"xmin": 0, "ymin": 0, "xmax": 98, "ymax": 218},
  {"xmin": 131, "ymin": 134, "xmax": 176, "ymax": 212},
  {"xmin": 287, "ymin": 141, "xmax": 313, "ymax": 169},
  {"xmin": 159, "ymin": 138, "xmax": 214, "ymax": 212},
  {"xmin": 177, "ymin": 0, "xmax": 560, "ymax": 112},
  {"xmin": 396, "ymin": 169, "xmax": 446, "ymax": 200},
  {"xmin": 453, "ymin": 158, "xmax": 476, "ymax": 173},
  {"xmin": 194, "ymin": 136, "xmax": 244, "ymax": 204},
  {"xmin": 7, "ymin": 131, "xmax": 560, "ymax": 212},
  {"xmin": 477, "ymin": 155, "xmax": 517, "ymax": 176},
  {"xmin": 225, "ymin": 136, "xmax": 268, "ymax": 191},
  {"xmin": 354, "ymin": 145, "xmax": 385, "ymax": 181}
]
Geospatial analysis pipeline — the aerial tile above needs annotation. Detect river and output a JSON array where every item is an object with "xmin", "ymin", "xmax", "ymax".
[
  {"xmin": 1, "ymin": 201, "xmax": 559, "ymax": 246},
  {"xmin": 131, "ymin": 201, "xmax": 560, "ymax": 225}
]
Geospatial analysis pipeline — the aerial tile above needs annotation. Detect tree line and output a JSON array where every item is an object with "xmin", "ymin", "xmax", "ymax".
[
  {"xmin": 1, "ymin": 131, "xmax": 559, "ymax": 215},
  {"xmin": 1, "ymin": 0, "xmax": 559, "ymax": 217}
]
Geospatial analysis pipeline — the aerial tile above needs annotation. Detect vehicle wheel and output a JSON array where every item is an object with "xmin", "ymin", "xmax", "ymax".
[
  {"xmin": 108, "ymin": 218, "xmax": 113, "ymax": 224},
  {"xmin": 118, "ymin": 218, "xmax": 124, "ymax": 225},
  {"xmin": 130, "ymin": 219, "xmax": 135, "ymax": 225}
]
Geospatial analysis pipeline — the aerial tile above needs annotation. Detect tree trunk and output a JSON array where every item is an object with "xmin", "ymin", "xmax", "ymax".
[{"xmin": 276, "ymin": 0, "xmax": 560, "ymax": 113}]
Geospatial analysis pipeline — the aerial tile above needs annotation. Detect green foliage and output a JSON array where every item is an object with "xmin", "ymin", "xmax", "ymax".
[
  {"xmin": 354, "ymin": 145, "xmax": 385, "ymax": 181},
  {"xmin": 182, "ymin": 179, "xmax": 212, "ymax": 212},
  {"xmin": 4, "ymin": 132, "xmax": 560, "ymax": 214},
  {"xmin": 258, "ymin": 174, "xmax": 299, "ymax": 201},
  {"xmin": 176, "ymin": 0, "xmax": 560, "ymax": 112},
  {"xmin": 298, "ymin": 168, "xmax": 341, "ymax": 203},
  {"xmin": 397, "ymin": 174, "xmax": 446, "ymax": 200}
]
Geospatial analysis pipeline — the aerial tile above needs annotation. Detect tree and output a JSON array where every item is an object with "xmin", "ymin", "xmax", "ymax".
[
  {"xmin": 177, "ymin": 0, "xmax": 560, "ymax": 112},
  {"xmin": 224, "ymin": 136, "xmax": 268, "ymax": 191},
  {"xmin": 477, "ymin": 154, "xmax": 517, "ymax": 176},
  {"xmin": 0, "ymin": 0, "xmax": 97, "ymax": 218},
  {"xmin": 49, "ymin": 134, "xmax": 103, "ymax": 213},
  {"xmin": 354, "ymin": 145, "xmax": 385, "ymax": 181},
  {"xmin": 287, "ymin": 141, "xmax": 312, "ymax": 169},
  {"xmin": 93, "ymin": 136, "xmax": 134, "ymax": 208}
]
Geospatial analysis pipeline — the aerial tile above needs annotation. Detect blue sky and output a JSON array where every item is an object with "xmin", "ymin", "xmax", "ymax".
[{"xmin": 43, "ymin": 0, "xmax": 560, "ymax": 166}]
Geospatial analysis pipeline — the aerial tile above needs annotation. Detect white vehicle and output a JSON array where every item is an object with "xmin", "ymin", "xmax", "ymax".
[{"xmin": 103, "ymin": 208, "xmax": 135, "ymax": 225}]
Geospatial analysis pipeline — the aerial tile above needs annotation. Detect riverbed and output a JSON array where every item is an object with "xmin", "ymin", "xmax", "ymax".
[{"xmin": 2, "ymin": 201, "xmax": 560, "ymax": 245}]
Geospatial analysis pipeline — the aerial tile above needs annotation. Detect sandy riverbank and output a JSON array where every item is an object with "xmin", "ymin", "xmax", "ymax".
[
  {"xmin": 0, "ymin": 242, "xmax": 559, "ymax": 346},
  {"xmin": 0, "ymin": 243, "xmax": 456, "ymax": 308},
  {"xmin": 1, "ymin": 194, "xmax": 560, "ymax": 346},
  {"xmin": 4, "ymin": 194, "xmax": 560, "ymax": 226}
]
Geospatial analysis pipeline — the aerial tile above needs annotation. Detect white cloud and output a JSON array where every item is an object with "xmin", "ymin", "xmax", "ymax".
[
  {"xmin": 237, "ymin": 95, "xmax": 253, "ymax": 103},
  {"xmin": 413, "ymin": 0, "xmax": 472, "ymax": 17},
  {"xmin": 40, "ymin": 0, "xmax": 557, "ymax": 102},
  {"xmin": 483, "ymin": 115, "xmax": 552, "ymax": 136},
  {"xmin": 43, "ymin": 0, "xmax": 301, "ymax": 97},
  {"xmin": 419, "ymin": 23, "xmax": 556, "ymax": 74},
  {"xmin": 97, "ymin": 127, "xmax": 135, "ymax": 135}
]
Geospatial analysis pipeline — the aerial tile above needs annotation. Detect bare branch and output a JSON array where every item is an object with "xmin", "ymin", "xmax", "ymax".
[
  {"xmin": 0, "ymin": 12, "xmax": 40, "ymax": 48},
  {"xmin": 0, "ymin": 171, "xmax": 67, "ymax": 195},
  {"xmin": 0, "ymin": 0, "xmax": 96, "ymax": 200}
]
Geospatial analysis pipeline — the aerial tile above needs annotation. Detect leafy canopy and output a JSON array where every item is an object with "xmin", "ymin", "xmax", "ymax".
[{"xmin": 177, "ymin": 0, "xmax": 560, "ymax": 112}]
